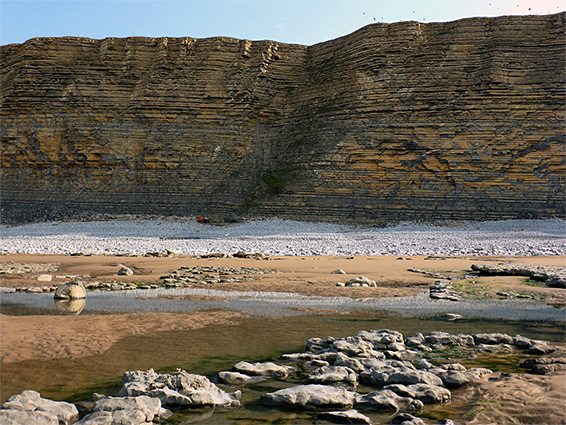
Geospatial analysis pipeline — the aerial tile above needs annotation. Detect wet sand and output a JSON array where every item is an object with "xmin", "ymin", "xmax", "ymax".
[
  {"xmin": 1, "ymin": 254, "xmax": 565, "ymax": 423},
  {"xmin": 1, "ymin": 254, "xmax": 565, "ymax": 363}
]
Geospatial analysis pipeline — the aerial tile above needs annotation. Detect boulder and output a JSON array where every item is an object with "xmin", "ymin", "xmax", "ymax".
[
  {"xmin": 357, "ymin": 329, "xmax": 404, "ymax": 348},
  {"xmin": 260, "ymin": 384, "xmax": 356, "ymax": 410},
  {"xmin": 118, "ymin": 369, "xmax": 241, "ymax": 408},
  {"xmin": 436, "ymin": 313, "xmax": 462, "ymax": 321},
  {"xmin": 302, "ymin": 359, "xmax": 331, "ymax": 371},
  {"xmin": 384, "ymin": 383, "xmax": 451, "ymax": 404},
  {"xmin": 425, "ymin": 332, "xmax": 474, "ymax": 347},
  {"xmin": 0, "ymin": 409, "xmax": 59, "ymax": 425},
  {"xmin": 217, "ymin": 371, "xmax": 267, "ymax": 385},
  {"xmin": 54, "ymin": 280, "xmax": 87, "ymax": 300},
  {"xmin": 281, "ymin": 352, "xmax": 316, "ymax": 362},
  {"xmin": 307, "ymin": 366, "xmax": 358, "ymax": 386},
  {"xmin": 360, "ymin": 366, "xmax": 443, "ymax": 387},
  {"xmin": 405, "ymin": 333, "xmax": 426, "ymax": 348},
  {"xmin": 345, "ymin": 276, "xmax": 376, "ymax": 287},
  {"xmin": 89, "ymin": 395, "xmax": 162, "ymax": 422},
  {"xmin": 389, "ymin": 413, "xmax": 426, "ymax": 425},
  {"xmin": 513, "ymin": 334, "xmax": 539, "ymax": 349},
  {"xmin": 232, "ymin": 361, "xmax": 295, "ymax": 378},
  {"xmin": 528, "ymin": 343, "xmax": 556, "ymax": 355},
  {"xmin": 333, "ymin": 353, "xmax": 365, "ymax": 372},
  {"xmin": 355, "ymin": 389, "xmax": 422, "ymax": 412},
  {"xmin": 333, "ymin": 337, "xmax": 375, "ymax": 356},
  {"xmin": 1, "ymin": 390, "xmax": 79, "ymax": 424},
  {"xmin": 118, "ymin": 266, "xmax": 134, "ymax": 276},
  {"xmin": 472, "ymin": 333, "xmax": 514, "ymax": 345},
  {"xmin": 520, "ymin": 357, "xmax": 566, "ymax": 374},
  {"xmin": 306, "ymin": 337, "xmax": 334, "ymax": 353},
  {"xmin": 77, "ymin": 410, "xmax": 147, "ymax": 425},
  {"xmin": 429, "ymin": 281, "xmax": 462, "ymax": 301},
  {"xmin": 318, "ymin": 409, "xmax": 372, "ymax": 424},
  {"xmin": 428, "ymin": 367, "xmax": 471, "ymax": 389}
]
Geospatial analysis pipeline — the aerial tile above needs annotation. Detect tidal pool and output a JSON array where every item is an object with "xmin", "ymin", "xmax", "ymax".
[{"xmin": 1, "ymin": 289, "xmax": 565, "ymax": 424}]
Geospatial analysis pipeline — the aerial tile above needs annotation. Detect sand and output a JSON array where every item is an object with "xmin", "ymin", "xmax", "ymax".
[{"xmin": 1, "ymin": 253, "xmax": 565, "ymax": 423}]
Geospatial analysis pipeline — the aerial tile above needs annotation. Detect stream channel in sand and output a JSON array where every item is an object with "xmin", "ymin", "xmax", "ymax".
[{"xmin": 1, "ymin": 287, "xmax": 565, "ymax": 424}]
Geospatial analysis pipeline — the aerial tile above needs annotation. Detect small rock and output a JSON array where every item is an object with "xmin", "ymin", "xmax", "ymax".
[
  {"xmin": 355, "ymin": 389, "xmax": 420, "ymax": 412},
  {"xmin": 436, "ymin": 313, "xmax": 462, "ymax": 321},
  {"xmin": 318, "ymin": 409, "xmax": 372, "ymax": 424},
  {"xmin": 331, "ymin": 269, "xmax": 347, "ymax": 274},
  {"xmin": 118, "ymin": 266, "xmax": 134, "ymax": 276},
  {"xmin": 389, "ymin": 413, "xmax": 426, "ymax": 425},
  {"xmin": 333, "ymin": 336, "xmax": 375, "ymax": 356},
  {"xmin": 37, "ymin": 274, "xmax": 53, "ymax": 282},
  {"xmin": 360, "ymin": 366, "xmax": 443, "ymax": 387},
  {"xmin": 217, "ymin": 371, "xmax": 266, "ymax": 385},
  {"xmin": 528, "ymin": 343, "xmax": 556, "ymax": 355},
  {"xmin": 307, "ymin": 366, "xmax": 358, "ymax": 386},
  {"xmin": 232, "ymin": 361, "xmax": 295, "ymax": 378},
  {"xmin": 384, "ymin": 383, "xmax": 451, "ymax": 404}
]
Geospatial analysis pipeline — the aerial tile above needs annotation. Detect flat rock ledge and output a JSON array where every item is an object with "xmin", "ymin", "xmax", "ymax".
[
  {"xmin": 160, "ymin": 265, "xmax": 278, "ymax": 288},
  {"xmin": 12, "ymin": 264, "xmax": 280, "ymax": 293},
  {"xmin": 471, "ymin": 262, "xmax": 566, "ymax": 288},
  {"xmin": 2, "ymin": 329, "xmax": 562, "ymax": 424}
]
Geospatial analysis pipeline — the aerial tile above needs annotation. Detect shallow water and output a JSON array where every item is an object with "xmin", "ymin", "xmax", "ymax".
[
  {"xmin": 2, "ymin": 287, "xmax": 565, "ymax": 321},
  {"xmin": 1, "ymin": 290, "xmax": 565, "ymax": 424}
]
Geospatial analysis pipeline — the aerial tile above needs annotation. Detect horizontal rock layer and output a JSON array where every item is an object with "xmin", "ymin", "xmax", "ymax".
[{"xmin": 1, "ymin": 13, "xmax": 564, "ymax": 224}]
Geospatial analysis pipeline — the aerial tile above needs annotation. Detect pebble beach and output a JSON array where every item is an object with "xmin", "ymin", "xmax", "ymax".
[{"xmin": 1, "ymin": 218, "xmax": 565, "ymax": 256}]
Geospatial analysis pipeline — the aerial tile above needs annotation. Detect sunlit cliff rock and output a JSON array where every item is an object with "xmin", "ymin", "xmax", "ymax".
[{"xmin": 1, "ymin": 13, "xmax": 564, "ymax": 224}]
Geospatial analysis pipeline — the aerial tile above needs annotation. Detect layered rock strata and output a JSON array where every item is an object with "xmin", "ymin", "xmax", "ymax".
[{"xmin": 1, "ymin": 13, "xmax": 564, "ymax": 224}]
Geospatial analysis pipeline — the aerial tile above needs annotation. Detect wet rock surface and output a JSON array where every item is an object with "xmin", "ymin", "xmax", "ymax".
[
  {"xmin": 0, "ymin": 390, "xmax": 78, "ymax": 424},
  {"xmin": 429, "ymin": 280, "xmax": 462, "ymax": 301},
  {"xmin": 2, "ymin": 329, "xmax": 563, "ymax": 424},
  {"xmin": 117, "ymin": 368, "xmax": 241, "ymax": 408},
  {"xmin": 471, "ymin": 262, "xmax": 566, "ymax": 288},
  {"xmin": 77, "ymin": 394, "xmax": 169, "ymax": 425},
  {"xmin": 160, "ymin": 265, "xmax": 278, "ymax": 287}
]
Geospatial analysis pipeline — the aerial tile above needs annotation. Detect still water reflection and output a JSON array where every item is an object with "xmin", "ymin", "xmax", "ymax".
[{"xmin": 1, "ymin": 289, "xmax": 565, "ymax": 424}]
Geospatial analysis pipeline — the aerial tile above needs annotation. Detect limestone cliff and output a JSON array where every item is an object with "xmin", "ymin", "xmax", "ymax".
[{"xmin": 1, "ymin": 13, "xmax": 564, "ymax": 224}]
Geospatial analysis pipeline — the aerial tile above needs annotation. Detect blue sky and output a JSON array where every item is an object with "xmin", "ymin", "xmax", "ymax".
[{"xmin": 1, "ymin": 0, "xmax": 564, "ymax": 46}]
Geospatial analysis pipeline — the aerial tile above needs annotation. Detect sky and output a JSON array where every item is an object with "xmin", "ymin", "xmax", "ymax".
[{"xmin": 1, "ymin": 0, "xmax": 564, "ymax": 46}]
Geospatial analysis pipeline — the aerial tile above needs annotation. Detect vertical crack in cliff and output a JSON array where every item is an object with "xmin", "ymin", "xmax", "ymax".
[{"xmin": 0, "ymin": 13, "xmax": 564, "ymax": 223}]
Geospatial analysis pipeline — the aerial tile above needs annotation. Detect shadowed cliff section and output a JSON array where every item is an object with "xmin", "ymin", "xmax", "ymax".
[{"xmin": 1, "ymin": 13, "xmax": 565, "ymax": 224}]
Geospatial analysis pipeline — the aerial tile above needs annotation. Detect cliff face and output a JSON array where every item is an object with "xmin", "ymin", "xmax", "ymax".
[{"xmin": 1, "ymin": 13, "xmax": 564, "ymax": 224}]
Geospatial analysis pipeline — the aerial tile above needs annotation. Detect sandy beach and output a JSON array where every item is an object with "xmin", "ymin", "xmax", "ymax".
[{"xmin": 1, "ymin": 220, "xmax": 565, "ymax": 423}]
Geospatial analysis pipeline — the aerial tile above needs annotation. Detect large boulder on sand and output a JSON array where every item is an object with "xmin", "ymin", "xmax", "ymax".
[{"xmin": 54, "ymin": 280, "xmax": 86, "ymax": 300}]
